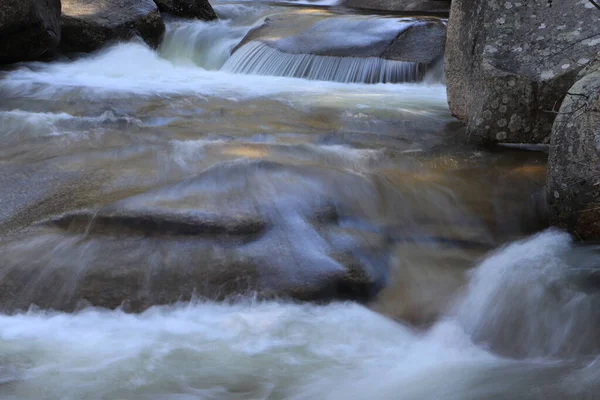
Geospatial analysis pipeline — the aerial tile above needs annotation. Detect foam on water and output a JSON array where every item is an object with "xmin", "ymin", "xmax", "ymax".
[
  {"xmin": 0, "ymin": 110, "xmax": 143, "ymax": 138},
  {"xmin": 2, "ymin": 4, "xmax": 592, "ymax": 399},
  {"xmin": 0, "ymin": 301, "xmax": 502, "ymax": 400},
  {"xmin": 453, "ymin": 230, "xmax": 600, "ymax": 359},
  {"xmin": 0, "ymin": 42, "xmax": 447, "ymax": 110},
  {"xmin": 2, "ymin": 231, "xmax": 600, "ymax": 399}
]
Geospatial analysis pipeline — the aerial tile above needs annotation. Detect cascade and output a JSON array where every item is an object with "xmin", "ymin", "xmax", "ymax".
[{"xmin": 222, "ymin": 41, "xmax": 427, "ymax": 83}]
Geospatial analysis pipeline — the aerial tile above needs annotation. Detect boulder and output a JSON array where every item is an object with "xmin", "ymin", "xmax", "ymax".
[
  {"xmin": 0, "ymin": 0, "xmax": 61, "ymax": 63},
  {"xmin": 60, "ymin": 0, "xmax": 165, "ymax": 53},
  {"xmin": 234, "ymin": 15, "xmax": 445, "ymax": 63},
  {"xmin": 154, "ymin": 0, "xmax": 217, "ymax": 20},
  {"xmin": 226, "ymin": 15, "xmax": 446, "ymax": 83},
  {"xmin": 445, "ymin": 0, "xmax": 600, "ymax": 144},
  {"xmin": 547, "ymin": 63, "xmax": 600, "ymax": 239},
  {"xmin": 343, "ymin": 0, "xmax": 450, "ymax": 14}
]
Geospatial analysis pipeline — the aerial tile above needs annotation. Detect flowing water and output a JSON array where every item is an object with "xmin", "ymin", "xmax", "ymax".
[{"xmin": 1, "ymin": 1, "xmax": 599, "ymax": 399}]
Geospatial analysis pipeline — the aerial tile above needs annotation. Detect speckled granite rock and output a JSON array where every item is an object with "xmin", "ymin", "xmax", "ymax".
[
  {"xmin": 547, "ymin": 63, "xmax": 600, "ymax": 238},
  {"xmin": 445, "ymin": 0, "xmax": 600, "ymax": 144}
]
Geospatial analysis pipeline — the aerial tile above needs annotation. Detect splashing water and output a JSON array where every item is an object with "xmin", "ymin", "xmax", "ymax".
[
  {"xmin": 0, "ymin": 1, "xmax": 594, "ymax": 399},
  {"xmin": 1, "ymin": 232, "xmax": 600, "ymax": 399}
]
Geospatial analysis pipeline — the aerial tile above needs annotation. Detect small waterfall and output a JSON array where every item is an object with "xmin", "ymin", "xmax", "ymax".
[
  {"xmin": 221, "ymin": 41, "xmax": 426, "ymax": 84},
  {"xmin": 159, "ymin": 19, "xmax": 253, "ymax": 70}
]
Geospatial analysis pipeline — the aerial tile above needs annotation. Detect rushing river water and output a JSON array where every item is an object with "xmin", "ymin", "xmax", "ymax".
[{"xmin": 1, "ymin": 1, "xmax": 599, "ymax": 399}]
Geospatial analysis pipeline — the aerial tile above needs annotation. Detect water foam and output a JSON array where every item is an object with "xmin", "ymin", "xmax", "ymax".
[
  {"xmin": 2, "ymin": 232, "xmax": 600, "ymax": 399},
  {"xmin": 0, "ymin": 42, "xmax": 447, "ymax": 110},
  {"xmin": 0, "ymin": 301, "xmax": 492, "ymax": 400},
  {"xmin": 454, "ymin": 230, "xmax": 600, "ymax": 359}
]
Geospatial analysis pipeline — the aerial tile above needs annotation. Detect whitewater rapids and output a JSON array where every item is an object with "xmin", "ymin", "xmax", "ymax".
[
  {"xmin": 1, "ymin": 1, "xmax": 597, "ymax": 399},
  {"xmin": 1, "ymin": 231, "xmax": 600, "ymax": 399}
]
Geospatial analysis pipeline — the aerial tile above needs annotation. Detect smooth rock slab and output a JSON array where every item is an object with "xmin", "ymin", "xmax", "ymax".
[
  {"xmin": 233, "ymin": 14, "xmax": 446, "ymax": 63},
  {"xmin": 60, "ymin": 0, "xmax": 165, "ymax": 53}
]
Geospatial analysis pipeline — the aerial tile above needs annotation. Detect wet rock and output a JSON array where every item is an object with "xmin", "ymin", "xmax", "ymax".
[
  {"xmin": 60, "ymin": 0, "xmax": 165, "ymax": 53},
  {"xmin": 343, "ymin": 0, "xmax": 450, "ymax": 14},
  {"xmin": 381, "ymin": 20, "xmax": 446, "ymax": 64},
  {"xmin": 154, "ymin": 0, "xmax": 217, "ymax": 20},
  {"xmin": 0, "ymin": 0, "xmax": 61, "ymax": 63},
  {"xmin": 547, "ymin": 64, "xmax": 600, "ymax": 239},
  {"xmin": 0, "ymin": 160, "xmax": 391, "ymax": 312},
  {"xmin": 226, "ymin": 15, "xmax": 447, "ymax": 83},
  {"xmin": 52, "ymin": 209, "xmax": 267, "ymax": 237},
  {"xmin": 232, "ymin": 14, "xmax": 446, "ymax": 67},
  {"xmin": 445, "ymin": 0, "xmax": 600, "ymax": 144}
]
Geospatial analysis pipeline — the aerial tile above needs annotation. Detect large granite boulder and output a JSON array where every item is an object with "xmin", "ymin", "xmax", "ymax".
[
  {"xmin": 60, "ymin": 0, "xmax": 165, "ymax": 53},
  {"xmin": 154, "ymin": 0, "xmax": 217, "ymax": 20},
  {"xmin": 0, "ymin": 0, "xmax": 61, "ymax": 63},
  {"xmin": 445, "ymin": 0, "xmax": 600, "ymax": 144},
  {"xmin": 343, "ymin": 0, "xmax": 450, "ymax": 13},
  {"xmin": 547, "ymin": 64, "xmax": 600, "ymax": 239}
]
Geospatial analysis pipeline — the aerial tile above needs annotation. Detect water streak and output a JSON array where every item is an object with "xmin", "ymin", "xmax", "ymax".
[{"xmin": 222, "ymin": 41, "xmax": 425, "ymax": 83}]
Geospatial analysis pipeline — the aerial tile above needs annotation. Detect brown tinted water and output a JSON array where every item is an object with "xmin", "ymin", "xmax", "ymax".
[{"xmin": 1, "ymin": 3, "xmax": 598, "ymax": 400}]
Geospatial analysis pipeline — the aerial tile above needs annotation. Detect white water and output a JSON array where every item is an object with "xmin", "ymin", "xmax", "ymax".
[
  {"xmin": 2, "ymin": 231, "xmax": 600, "ymax": 399},
  {"xmin": 223, "ymin": 41, "xmax": 423, "ymax": 83},
  {"xmin": 0, "ymin": 2, "xmax": 596, "ymax": 399},
  {"xmin": 0, "ymin": 42, "xmax": 448, "ymax": 117}
]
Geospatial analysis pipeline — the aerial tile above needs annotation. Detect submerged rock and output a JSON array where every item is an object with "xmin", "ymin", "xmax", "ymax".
[
  {"xmin": 0, "ymin": 160, "xmax": 391, "ymax": 312},
  {"xmin": 343, "ymin": 0, "xmax": 450, "ymax": 14},
  {"xmin": 0, "ymin": 0, "xmax": 62, "ymax": 63},
  {"xmin": 154, "ymin": 0, "xmax": 217, "ymax": 20},
  {"xmin": 60, "ymin": 0, "xmax": 165, "ymax": 53},
  {"xmin": 445, "ymin": 0, "xmax": 600, "ymax": 144},
  {"xmin": 547, "ymin": 64, "xmax": 600, "ymax": 239}
]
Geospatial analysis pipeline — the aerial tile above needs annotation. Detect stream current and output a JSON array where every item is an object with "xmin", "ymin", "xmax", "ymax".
[{"xmin": 1, "ymin": 1, "xmax": 599, "ymax": 399}]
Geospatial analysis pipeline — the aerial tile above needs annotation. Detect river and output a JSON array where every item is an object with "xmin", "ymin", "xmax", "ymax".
[{"xmin": 0, "ymin": 1, "xmax": 599, "ymax": 399}]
